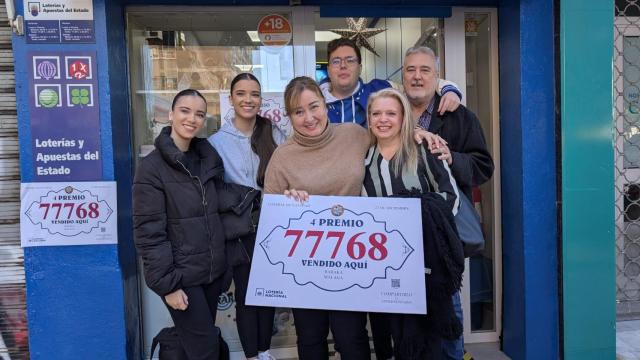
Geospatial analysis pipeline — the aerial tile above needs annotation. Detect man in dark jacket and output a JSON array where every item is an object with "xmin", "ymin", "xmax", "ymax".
[
  {"xmin": 403, "ymin": 45, "xmax": 494, "ymax": 360},
  {"xmin": 403, "ymin": 46, "xmax": 494, "ymax": 201}
]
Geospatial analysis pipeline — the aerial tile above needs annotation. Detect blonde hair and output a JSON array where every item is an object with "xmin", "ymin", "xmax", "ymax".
[
  {"xmin": 284, "ymin": 76, "xmax": 325, "ymax": 117},
  {"xmin": 367, "ymin": 88, "xmax": 418, "ymax": 175}
]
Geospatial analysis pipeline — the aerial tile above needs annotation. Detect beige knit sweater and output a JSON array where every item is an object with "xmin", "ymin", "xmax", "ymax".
[{"xmin": 264, "ymin": 123, "xmax": 370, "ymax": 196}]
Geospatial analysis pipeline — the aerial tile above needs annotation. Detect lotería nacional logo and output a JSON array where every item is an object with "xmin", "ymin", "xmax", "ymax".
[
  {"xmin": 37, "ymin": 88, "xmax": 60, "ymax": 108},
  {"xmin": 37, "ymin": 60, "xmax": 57, "ymax": 80}
]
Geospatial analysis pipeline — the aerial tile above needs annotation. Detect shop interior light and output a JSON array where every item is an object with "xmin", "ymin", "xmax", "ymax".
[
  {"xmin": 246, "ymin": 31, "xmax": 341, "ymax": 43},
  {"xmin": 247, "ymin": 31, "xmax": 260, "ymax": 42},
  {"xmin": 234, "ymin": 64, "xmax": 264, "ymax": 72},
  {"xmin": 315, "ymin": 31, "xmax": 342, "ymax": 42}
]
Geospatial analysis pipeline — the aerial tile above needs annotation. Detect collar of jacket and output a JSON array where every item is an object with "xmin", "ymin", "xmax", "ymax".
[
  {"xmin": 320, "ymin": 78, "xmax": 363, "ymax": 104},
  {"xmin": 155, "ymin": 126, "xmax": 224, "ymax": 182},
  {"xmin": 427, "ymin": 93, "xmax": 445, "ymax": 134}
]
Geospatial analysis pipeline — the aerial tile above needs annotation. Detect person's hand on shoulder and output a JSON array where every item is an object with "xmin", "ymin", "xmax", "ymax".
[
  {"xmin": 438, "ymin": 91, "xmax": 461, "ymax": 115},
  {"xmin": 414, "ymin": 128, "xmax": 448, "ymax": 150}
]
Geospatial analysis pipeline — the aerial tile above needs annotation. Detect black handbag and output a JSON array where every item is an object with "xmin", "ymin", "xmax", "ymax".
[
  {"xmin": 419, "ymin": 143, "xmax": 484, "ymax": 257},
  {"xmin": 150, "ymin": 326, "xmax": 230, "ymax": 360},
  {"xmin": 219, "ymin": 187, "xmax": 261, "ymax": 241},
  {"xmin": 454, "ymin": 191, "xmax": 485, "ymax": 257},
  {"xmin": 226, "ymin": 237, "xmax": 252, "ymax": 267},
  {"xmin": 149, "ymin": 327, "xmax": 186, "ymax": 360}
]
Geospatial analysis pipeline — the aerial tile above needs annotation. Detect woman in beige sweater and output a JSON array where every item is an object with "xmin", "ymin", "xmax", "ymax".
[
  {"xmin": 264, "ymin": 76, "xmax": 371, "ymax": 360},
  {"xmin": 264, "ymin": 77, "xmax": 437, "ymax": 360}
]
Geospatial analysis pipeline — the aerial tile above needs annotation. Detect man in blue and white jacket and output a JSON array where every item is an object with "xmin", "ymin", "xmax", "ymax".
[{"xmin": 319, "ymin": 37, "xmax": 463, "ymax": 127}]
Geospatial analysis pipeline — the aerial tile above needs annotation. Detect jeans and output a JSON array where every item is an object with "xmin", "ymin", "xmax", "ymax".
[{"xmin": 441, "ymin": 291, "xmax": 464, "ymax": 360}]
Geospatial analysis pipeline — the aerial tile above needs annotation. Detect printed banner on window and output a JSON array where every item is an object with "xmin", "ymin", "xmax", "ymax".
[
  {"xmin": 20, "ymin": 181, "xmax": 117, "ymax": 247},
  {"xmin": 246, "ymin": 194, "xmax": 426, "ymax": 314},
  {"xmin": 219, "ymin": 91, "xmax": 291, "ymax": 137}
]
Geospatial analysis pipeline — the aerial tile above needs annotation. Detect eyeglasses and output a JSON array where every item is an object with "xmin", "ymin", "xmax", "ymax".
[{"xmin": 329, "ymin": 56, "xmax": 359, "ymax": 67}]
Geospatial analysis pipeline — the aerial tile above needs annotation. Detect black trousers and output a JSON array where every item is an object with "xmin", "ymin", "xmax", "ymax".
[
  {"xmin": 164, "ymin": 276, "xmax": 227, "ymax": 360},
  {"xmin": 369, "ymin": 312, "xmax": 394, "ymax": 360},
  {"xmin": 292, "ymin": 308, "xmax": 371, "ymax": 360},
  {"xmin": 233, "ymin": 236, "xmax": 275, "ymax": 358}
]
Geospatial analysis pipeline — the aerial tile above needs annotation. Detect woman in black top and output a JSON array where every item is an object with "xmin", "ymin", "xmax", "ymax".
[
  {"xmin": 133, "ymin": 89, "xmax": 236, "ymax": 360},
  {"xmin": 363, "ymin": 88, "xmax": 463, "ymax": 360},
  {"xmin": 363, "ymin": 88, "xmax": 459, "ymax": 211}
]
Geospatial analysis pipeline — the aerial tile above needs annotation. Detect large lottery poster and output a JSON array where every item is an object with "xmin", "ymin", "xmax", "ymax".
[{"xmin": 246, "ymin": 195, "xmax": 427, "ymax": 314}]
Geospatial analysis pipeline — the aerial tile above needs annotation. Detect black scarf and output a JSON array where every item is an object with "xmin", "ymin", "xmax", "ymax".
[{"xmin": 393, "ymin": 190, "xmax": 465, "ymax": 359}]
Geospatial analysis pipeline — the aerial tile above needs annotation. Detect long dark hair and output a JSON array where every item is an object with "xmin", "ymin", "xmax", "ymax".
[
  {"xmin": 172, "ymin": 89, "xmax": 207, "ymax": 111},
  {"xmin": 230, "ymin": 73, "xmax": 277, "ymax": 188}
]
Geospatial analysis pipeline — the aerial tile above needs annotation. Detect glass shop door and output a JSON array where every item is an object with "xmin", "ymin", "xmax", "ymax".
[{"xmin": 126, "ymin": 5, "xmax": 502, "ymax": 358}]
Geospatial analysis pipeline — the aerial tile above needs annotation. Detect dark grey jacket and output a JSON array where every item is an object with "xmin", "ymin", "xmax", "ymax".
[{"xmin": 429, "ymin": 95, "xmax": 495, "ymax": 199}]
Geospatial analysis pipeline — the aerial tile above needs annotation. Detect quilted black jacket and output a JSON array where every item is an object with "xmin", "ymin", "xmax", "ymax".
[{"xmin": 133, "ymin": 126, "xmax": 248, "ymax": 296}]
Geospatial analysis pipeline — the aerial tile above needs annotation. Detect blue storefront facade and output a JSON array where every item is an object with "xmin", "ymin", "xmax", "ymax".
[{"xmin": 7, "ymin": 0, "xmax": 614, "ymax": 359}]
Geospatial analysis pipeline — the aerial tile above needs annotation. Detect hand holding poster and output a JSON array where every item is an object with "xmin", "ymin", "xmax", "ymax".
[{"xmin": 246, "ymin": 194, "xmax": 427, "ymax": 314}]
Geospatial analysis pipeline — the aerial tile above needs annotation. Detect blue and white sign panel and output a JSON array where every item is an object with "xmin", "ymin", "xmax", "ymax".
[
  {"xmin": 24, "ymin": 0, "xmax": 95, "ymax": 43},
  {"xmin": 28, "ymin": 51, "xmax": 101, "ymax": 181},
  {"xmin": 246, "ymin": 195, "xmax": 427, "ymax": 314},
  {"xmin": 20, "ymin": 181, "xmax": 118, "ymax": 247}
]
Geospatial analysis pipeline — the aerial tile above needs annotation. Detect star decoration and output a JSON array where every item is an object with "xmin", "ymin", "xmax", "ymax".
[{"xmin": 330, "ymin": 17, "xmax": 387, "ymax": 57}]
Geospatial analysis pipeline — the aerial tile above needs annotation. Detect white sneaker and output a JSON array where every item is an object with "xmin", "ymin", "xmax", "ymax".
[{"xmin": 258, "ymin": 350, "xmax": 276, "ymax": 360}]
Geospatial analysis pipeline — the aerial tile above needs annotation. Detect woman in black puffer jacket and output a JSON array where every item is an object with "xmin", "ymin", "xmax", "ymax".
[{"xmin": 133, "ymin": 89, "xmax": 244, "ymax": 360}]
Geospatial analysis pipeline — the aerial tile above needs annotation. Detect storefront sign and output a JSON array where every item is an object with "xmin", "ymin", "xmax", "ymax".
[
  {"xmin": 20, "ymin": 181, "xmax": 117, "ymax": 247},
  {"xmin": 257, "ymin": 14, "xmax": 292, "ymax": 47},
  {"xmin": 246, "ymin": 195, "xmax": 427, "ymax": 314},
  {"xmin": 24, "ymin": 0, "xmax": 95, "ymax": 43},
  {"xmin": 219, "ymin": 91, "xmax": 291, "ymax": 137},
  {"xmin": 28, "ymin": 52, "xmax": 101, "ymax": 181}
]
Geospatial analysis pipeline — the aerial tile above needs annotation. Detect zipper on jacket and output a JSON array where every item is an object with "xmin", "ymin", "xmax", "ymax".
[
  {"xmin": 177, "ymin": 160, "xmax": 215, "ymax": 283},
  {"xmin": 238, "ymin": 238, "xmax": 251, "ymax": 263}
]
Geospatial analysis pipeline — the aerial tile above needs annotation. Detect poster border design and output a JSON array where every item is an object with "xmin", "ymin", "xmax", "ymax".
[{"xmin": 259, "ymin": 207, "xmax": 415, "ymax": 292}]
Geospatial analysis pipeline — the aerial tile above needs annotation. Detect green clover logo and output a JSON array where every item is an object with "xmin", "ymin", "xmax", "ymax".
[{"xmin": 71, "ymin": 88, "xmax": 90, "ymax": 106}]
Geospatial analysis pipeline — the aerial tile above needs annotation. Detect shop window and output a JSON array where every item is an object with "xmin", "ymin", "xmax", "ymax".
[
  {"xmin": 127, "ymin": 10, "xmax": 297, "ymax": 356},
  {"xmin": 313, "ymin": 15, "xmax": 444, "ymax": 84}
]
